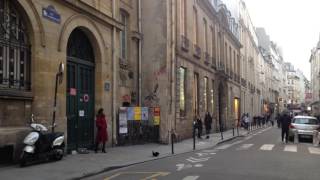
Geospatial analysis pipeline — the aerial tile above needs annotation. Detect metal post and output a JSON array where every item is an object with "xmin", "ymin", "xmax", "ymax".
[
  {"xmin": 237, "ymin": 125, "xmax": 239, "ymax": 136},
  {"xmin": 294, "ymin": 130, "xmax": 299, "ymax": 144},
  {"xmin": 193, "ymin": 124, "xmax": 196, "ymax": 150},
  {"xmin": 220, "ymin": 124, "xmax": 224, "ymax": 140},
  {"xmin": 52, "ymin": 74, "xmax": 59, "ymax": 133},
  {"xmin": 232, "ymin": 127, "xmax": 235, "ymax": 137},
  {"xmin": 313, "ymin": 130, "xmax": 319, "ymax": 147},
  {"xmin": 171, "ymin": 131, "xmax": 174, "ymax": 154}
]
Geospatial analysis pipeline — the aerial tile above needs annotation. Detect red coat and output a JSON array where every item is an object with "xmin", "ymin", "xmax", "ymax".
[{"xmin": 96, "ymin": 115, "xmax": 108, "ymax": 143}]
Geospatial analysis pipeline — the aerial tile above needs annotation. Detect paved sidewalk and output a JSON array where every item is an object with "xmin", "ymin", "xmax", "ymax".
[{"xmin": 0, "ymin": 127, "xmax": 265, "ymax": 180}]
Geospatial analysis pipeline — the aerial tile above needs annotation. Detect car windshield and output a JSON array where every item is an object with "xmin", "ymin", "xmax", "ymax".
[{"xmin": 293, "ymin": 118, "xmax": 319, "ymax": 125}]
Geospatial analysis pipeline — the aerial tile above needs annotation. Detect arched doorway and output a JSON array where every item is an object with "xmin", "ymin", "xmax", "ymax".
[{"xmin": 66, "ymin": 28, "xmax": 95, "ymax": 151}]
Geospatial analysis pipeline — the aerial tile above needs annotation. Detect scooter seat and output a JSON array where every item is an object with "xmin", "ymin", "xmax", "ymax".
[{"xmin": 43, "ymin": 132, "xmax": 64, "ymax": 142}]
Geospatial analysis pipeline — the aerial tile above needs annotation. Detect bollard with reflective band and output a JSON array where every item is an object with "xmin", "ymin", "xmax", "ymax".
[
  {"xmin": 171, "ymin": 131, "xmax": 175, "ymax": 154},
  {"xmin": 193, "ymin": 122, "xmax": 196, "ymax": 150},
  {"xmin": 294, "ymin": 130, "xmax": 299, "ymax": 144},
  {"xmin": 312, "ymin": 130, "xmax": 319, "ymax": 147}
]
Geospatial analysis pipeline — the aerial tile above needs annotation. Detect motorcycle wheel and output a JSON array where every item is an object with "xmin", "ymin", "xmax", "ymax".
[
  {"xmin": 53, "ymin": 148, "xmax": 64, "ymax": 161},
  {"xmin": 20, "ymin": 152, "xmax": 31, "ymax": 167}
]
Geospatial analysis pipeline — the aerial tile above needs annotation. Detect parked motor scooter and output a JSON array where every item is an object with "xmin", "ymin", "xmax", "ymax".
[{"xmin": 20, "ymin": 114, "xmax": 65, "ymax": 167}]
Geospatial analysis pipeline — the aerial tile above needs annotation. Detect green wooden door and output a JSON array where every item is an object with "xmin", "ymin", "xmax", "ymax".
[
  {"xmin": 67, "ymin": 59, "xmax": 94, "ymax": 151},
  {"xmin": 66, "ymin": 28, "xmax": 95, "ymax": 152}
]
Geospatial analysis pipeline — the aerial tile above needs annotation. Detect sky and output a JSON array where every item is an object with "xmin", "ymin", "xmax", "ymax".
[{"xmin": 238, "ymin": 0, "xmax": 320, "ymax": 80}]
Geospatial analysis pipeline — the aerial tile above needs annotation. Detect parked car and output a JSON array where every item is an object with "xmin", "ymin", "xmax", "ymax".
[{"xmin": 289, "ymin": 116, "xmax": 320, "ymax": 141}]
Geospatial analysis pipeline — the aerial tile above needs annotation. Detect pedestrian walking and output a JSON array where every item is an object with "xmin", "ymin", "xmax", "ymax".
[
  {"xmin": 195, "ymin": 115, "xmax": 203, "ymax": 139},
  {"xmin": 276, "ymin": 113, "xmax": 281, "ymax": 128},
  {"xmin": 204, "ymin": 112, "xmax": 213, "ymax": 139},
  {"xmin": 280, "ymin": 110, "xmax": 291, "ymax": 143},
  {"xmin": 95, "ymin": 108, "xmax": 108, "ymax": 153},
  {"xmin": 244, "ymin": 113, "xmax": 250, "ymax": 130}
]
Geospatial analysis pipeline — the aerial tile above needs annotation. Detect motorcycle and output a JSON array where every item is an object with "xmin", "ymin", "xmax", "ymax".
[{"xmin": 20, "ymin": 114, "xmax": 65, "ymax": 167}]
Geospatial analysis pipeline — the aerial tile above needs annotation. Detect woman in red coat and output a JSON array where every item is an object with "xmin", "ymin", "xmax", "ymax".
[{"xmin": 95, "ymin": 108, "xmax": 108, "ymax": 153}]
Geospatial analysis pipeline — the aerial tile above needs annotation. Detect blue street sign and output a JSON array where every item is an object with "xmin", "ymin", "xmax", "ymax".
[{"xmin": 42, "ymin": 5, "xmax": 61, "ymax": 24}]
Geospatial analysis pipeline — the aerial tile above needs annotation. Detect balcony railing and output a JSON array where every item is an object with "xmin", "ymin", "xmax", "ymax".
[
  {"xmin": 204, "ymin": 52, "xmax": 210, "ymax": 65},
  {"xmin": 0, "ymin": 78, "xmax": 31, "ymax": 91},
  {"xmin": 193, "ymin": 44, "xmax": 201, "ymax": 59},
  {"xmin": 257, "ymin": 89, "xmax": 261, "ymax": 94},
  {"xmin": 241, "ymin": 78, "xmax": 247, "ymax": 87},
  {"xmin": 181, "ymin": 35, "xmax": 190, "ymax": 52},
  {"xmin": 217, "ymin": 62, "xmax": 225, "ymax": 72}
]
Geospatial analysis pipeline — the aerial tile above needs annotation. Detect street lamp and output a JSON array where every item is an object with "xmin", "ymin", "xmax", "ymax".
[{"xmin": 52, "ymin": 62, "xmax": 65, "ymax": 133}]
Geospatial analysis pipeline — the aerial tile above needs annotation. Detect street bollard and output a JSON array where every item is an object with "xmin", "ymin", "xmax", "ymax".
[
  {"xmin": 294, "ymin": 130, "xmax": 299, "ymax": 144},
  {"xmin": 312, "ymin": 130, "xmax": 319, "ymax": 147},
  {"xmin": 237, "ymin": 126, "xmax": 239, "ymax": 136},
  {"xmin": 193, "ymin": 123, "xmax": 196, "ymax": 150},
  {"xmin": 220, "ymin": 125, "xmax": 224, "ymax": 140},
  {"xmin": 232, "ymin": 127, "xmax": 235, "ymax": 137},
  {"xmin": 171, "ymin": 131, "xmax": 175, "ymax": 154}
]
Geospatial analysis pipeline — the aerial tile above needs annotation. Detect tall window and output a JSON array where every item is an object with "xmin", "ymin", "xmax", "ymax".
[
  {"xmin": 179, "ymin": 67, "xmax": 187, "ymax": 117},
  {"xmin": 211, "ymin": 80, "xmax": 215, "ymax": 113},
  {"xmin": 193, "ymin": 7, "xmax": 198, "ymax": 45},
  {"xmin": 224, "ymin": 43, "xmax": 227, "ymax": 68},
  {"xmin": 229, "ymin": 46, "xmax": 232, "ymax": 73},
  {"xmin": 203, "ymin": 18, "xmax": 208, "ymax": 52},
  {"xmin": 120, "ymin": 11, "xmax": 128, "ymax": 60},
  {"xmin": 204, "ymin": 77, "xmax": 209, "ymax": 112},
  {"xmin": 0, "ymin": 0, "xmax": 31, "ymax": 90},
  {"xmin": 180, "ymin": 0, "xmax": 187, "ymax": 36},
  {"xmin": 211, "ymin": 26, "xmax": 216, "ymax": 58},
  {"xmin": 193, "ymin": 72, "xmax": 199, "ymax": 116}
]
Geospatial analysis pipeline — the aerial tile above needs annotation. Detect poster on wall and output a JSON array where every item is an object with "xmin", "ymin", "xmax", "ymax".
[
  {"xmin": 127, "ymin": 107, "xmax": 134, "ymax": 120},
  {"xmin": 119, "ymin": 107, "xmax": 128, "ymax": 134},
  {"xmin": 141, "ymin": 107, "xmax": 149, "ymax": 121},
  {"xmin": 134, "ymin": 107, "xmax": 141, "ymax": 121},
  {"xmin": 154, "ymin": 107, "xmax": 160, "ymax": 125}
]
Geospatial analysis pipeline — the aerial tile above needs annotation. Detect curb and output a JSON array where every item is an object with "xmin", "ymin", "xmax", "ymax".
[{"xmin": 71, "ymin": 134, "xmax": 245, "ymax": 180}]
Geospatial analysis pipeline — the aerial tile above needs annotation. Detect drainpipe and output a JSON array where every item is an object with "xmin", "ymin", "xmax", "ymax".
[
  {"xmin": 111, "ymin": 0, "xmax": 117, "ymax": 147},
  {"xmin": 170, "ymin": 0, "xmax": 176, "ymax": 131},
  {"xmin": 138, "ymin": 0, "xmax": 142, "ymax": 106}
]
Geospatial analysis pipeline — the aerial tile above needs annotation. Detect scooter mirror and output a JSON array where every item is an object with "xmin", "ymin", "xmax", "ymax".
[
  {"xmin": 58, "ymin": 63, "xmax": 64, "ymax": 84},
  {"xmin": 31, "ymin": 114, "xmax": 35, "ymax": 123}
]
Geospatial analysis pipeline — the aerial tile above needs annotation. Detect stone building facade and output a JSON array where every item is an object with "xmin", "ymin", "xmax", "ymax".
[
  {"xmin": 238, "ymin": 1, "xmax": 261, "ymax": 118},
  {"xmin": 141, "ymin": 0, "xmax": 241, "ymax": 142},
  {"xmin": 0, "ymin": 0, "xmax": 141, "ymax": 161}
]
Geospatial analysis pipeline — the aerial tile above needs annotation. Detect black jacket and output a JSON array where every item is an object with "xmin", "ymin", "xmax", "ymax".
[
  {"xmin": 204, "ymin": 114, "xmax": 213, "ymax": 130},
  {"xmin": 280, "ymin": 114, "xmax": 291, "ymax": 129}
]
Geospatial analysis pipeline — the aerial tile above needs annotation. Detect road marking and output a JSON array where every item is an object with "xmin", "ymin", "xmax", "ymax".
[
  {"xmin": 236, "ymin": 144, "xmax": 254, "ymax": 150},
  {"xmin": 182, "ymin": 176, "xmax": 199, "ymax": 180},
  {"xmin": 244, "ymin": 136, "xmax": 253, "ymax": 140},
  {"xmin": 196, "ymin": 142, "xmax": 206, "ymax": 146},
  {"xmin": 260, "ymin": 144, "xmax": 275, "ymax": 151},
  {"xmin": 231, "ymin": 140, "xmax": 243, "ymax": 145},
  {"xmin": 202, "ymin": 149, "xmax": 217, "ymax": 153},
  {"xmin": 186, "ymin": 157, "xmax": 211, "ymax": 163},
  {"xmin": 176, "ymin": 164, "xmax": 192, "ymax": 171},
  {"xmin": 215, "ymin": 144, "xmax": 232, "ymax": 150},
  {"xmin": 195, "ymin": 152, "xmax": 209, "ymax": 157},
  {"xmin": 308, "ymin": 147, "xmax": 320, "ymax": 155},
  {"xmin": 104, "ymin": 172, "xmax": 170, "ymax": 180},
  {"xmin": 284, "ymin": 145, "xmax": 297, "ymax": 152},
  {"xmin": 194, "ymin": 164, "xmax": 203, "ymax": 167}
]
